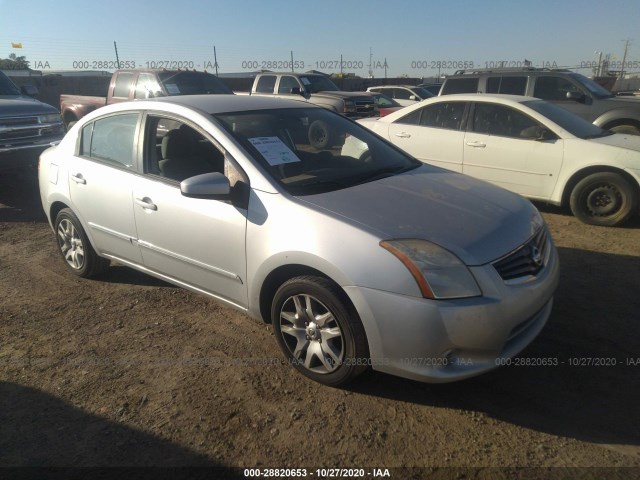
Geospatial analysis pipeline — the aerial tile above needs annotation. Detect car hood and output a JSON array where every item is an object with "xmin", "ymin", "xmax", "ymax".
[
  {"xmin": 589, "ymin": 132, "xmax": 640, "ymax": 152},
  {"xmin": 297, "ymin": 165, "xmax": 541, "ymax": 266},
  {"xmin": 0, "ymin": 97, "xmax": 59, "ymax": 116}
]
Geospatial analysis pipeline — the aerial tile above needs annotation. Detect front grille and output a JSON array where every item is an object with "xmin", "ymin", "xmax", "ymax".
[
  {"xmin": 0, "ymin": 127, "xmax": 42, "ymax": 142},
  {"xmin": 1, "ymin": 115, "xmax": 39, "ymax": 127},
  {"xmin": 0, "ymin": 116, "xmax": 63, "ymax": 146},
  {"xmin": 493, "ymin": 228, "xmax": 549, "ymax": 281}
]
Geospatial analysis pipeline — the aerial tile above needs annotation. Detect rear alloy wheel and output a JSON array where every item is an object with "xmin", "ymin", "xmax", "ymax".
[
  {"xmin": 55, "ymin": 208, "xmax": 110, "ymax": 277},
  {"xmin": 272, "ymin": 276, "xmax": 369, "ymax": 386},
  {"xmin": 569, "ymin": 172, "xmax": 638, "ymax": 226}
]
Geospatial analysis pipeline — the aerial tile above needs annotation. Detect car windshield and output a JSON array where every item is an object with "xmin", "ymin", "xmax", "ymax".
[
  {"xmin": 214, "ymin": 108, "xmax": 421, "ymax": 195},
  {"xmin": 523, "ymin": 100, "xmax": 613, "ymax": 139},
  {"xmin": 569, "ymin": 73, "xmax": 614, "ymax": 99},
  {"xmin": 298, "ymin": 75, "xmax": 340, "ymax": 93},
  {"xmin": 373, "ymin": 93, "xmax": 400, "ymax": 107},
  {"xmin": 157, "ymin": 71, "xmax": 232, "ymax": 95},
  {"xmin": 0, "ymin": 72, "xmax": 21, "ymax": 95}
]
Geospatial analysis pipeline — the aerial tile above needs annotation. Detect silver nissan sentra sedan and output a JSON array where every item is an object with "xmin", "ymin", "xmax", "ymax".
[{"xmin": 39, "ymin": 95, "xmax": 559, "ymax": 386}]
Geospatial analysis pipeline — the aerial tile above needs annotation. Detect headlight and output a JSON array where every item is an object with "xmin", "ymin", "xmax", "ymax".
[
  {"xmin": 39, "ymin": 113, "xmax": 62, "ymax": 124},
  {"xmin": 380, "ymin": 239, "xmax": 481, "ymax": 299},
  {"xmin": 343, "ymin": 100, "xmax": 356, "ymax": 113}
]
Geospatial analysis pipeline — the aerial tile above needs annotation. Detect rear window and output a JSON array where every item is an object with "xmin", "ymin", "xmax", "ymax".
[
  {"xmin": 112, "ymin": 72, "xmax": 134, "ymax": 98},
  {"xmin": 441, "ymin": 77, "xmax": 479, "ymax": 95},
  {"xmin": 255, "ymin": 75, "xmax": 277, "ymax": 93}
]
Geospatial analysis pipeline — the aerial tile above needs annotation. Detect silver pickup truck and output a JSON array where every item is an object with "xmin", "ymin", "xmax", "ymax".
[
  {"xmin": 1, "ymin": 71, "xmax": 64, "ymax": 170},
  {"xmin": 244, "ymin": 72, "xmax": 377, "ymax": 147}
]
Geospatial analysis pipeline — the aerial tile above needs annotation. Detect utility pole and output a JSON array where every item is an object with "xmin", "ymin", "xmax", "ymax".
[
  {"xmin": 368, "ymin": 47, "xmax": 373, "ymax": 79},
  {"xmin": 291, "ymin": 50, "xmax": 295, "ymax": 73},
  {"xmin": 113, "ymin": 41, "xmax": 121, "ymax": 69},
  {"xmin": 620, "ymin": 39, "xmax": 632, "ymax": 79},
  {"xmin": 213, "ymin": 46, "xmax": 219, "ymax": 76}
]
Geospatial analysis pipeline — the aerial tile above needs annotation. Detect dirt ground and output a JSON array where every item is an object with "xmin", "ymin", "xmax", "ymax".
[{"xmin": 1, "ymin": 169, "xmax": 639, "ymax": 478}]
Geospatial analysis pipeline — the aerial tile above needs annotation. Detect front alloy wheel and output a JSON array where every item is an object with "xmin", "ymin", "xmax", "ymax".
[{"xmin": 272, "ymin": 276, "xmax": 369, "ymax": 386}]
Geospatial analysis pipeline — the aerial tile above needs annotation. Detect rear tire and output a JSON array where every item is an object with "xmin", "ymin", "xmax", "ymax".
[
  {"xmin": 569, "ymin": 172, "xmax": 638, "ymax": 226},
  {"xmin": 55, "ymin": 208, "xmax": 110, "ymax": 277},
  {"xmin": 272, "ymin": 276, "xmax": 369, "ymax": 386}
]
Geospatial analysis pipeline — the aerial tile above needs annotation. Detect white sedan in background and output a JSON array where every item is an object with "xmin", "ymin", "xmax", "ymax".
[{"xmin": 353, "ymin": 94, "xmax": 640, "ymax": 226}]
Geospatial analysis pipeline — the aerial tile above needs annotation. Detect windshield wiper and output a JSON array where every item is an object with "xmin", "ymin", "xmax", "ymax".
[{"xmin": 353, "ymin": 164, "xmax": 416, "ymax": 185}]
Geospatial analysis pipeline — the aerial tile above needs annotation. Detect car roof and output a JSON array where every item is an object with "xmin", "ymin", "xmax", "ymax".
[
  {"xmin": 369, "ymin": 85, "xmax": 416, "ymax": 89},
  {"xmin": 427, "ymin": 93, "xmax": 535, "ymax": 103},
  {"xmin": 145, "ymin": 94, "xmax": 316, "ymax": 114}
]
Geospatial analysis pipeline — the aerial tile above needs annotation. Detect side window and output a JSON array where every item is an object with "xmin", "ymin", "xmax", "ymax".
[
  {"xmin": 134, "ymin": 73, "xmax": 162, "ymax": 99},
  {"xmin": 80, "ymin": 113, "xmax": 139, "ymax": 167},
  {"xmin": 145, "ymin": 115, "xmax": 226, "ymax": 183},
  {"xmin": 534, "ymin": 76, "xmax": 581, "ymax": 101},
  {"xmin": 255, "ymin": 75, "xmax": 277, "ymax": 93},
  {"xmin": 420, "ymin": 102, "xmax": 466, "ymax": 130},
  {"xmin": 441, "ymin": 77, "xmax": 479, "ymax": 94},
  {"xmin": 471, "ymin": 103, "xmax": 541, "ymax": 138},
  {"xmin": 487, "ymin": 76, "xmax": 527, "ymax": 95},
  {"xmin": 393, "ymin": 88, "xmax": 412, "ymax": 100},
  {"xmin": 395, "ymin": 109, "xmax": 422, "ymax": 125},
  {"xmin": 112, "ymin": 72, "xmax": 134, "ymax": 98},
  {"xmin": 278, "ymin": 76, "xmax": 300, "ymax": 94}
]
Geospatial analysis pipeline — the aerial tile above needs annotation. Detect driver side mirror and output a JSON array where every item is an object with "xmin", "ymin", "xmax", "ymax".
[
  {"xmin": 566, "ymin": 91, "xmax": 585, "ymax": 102},
  {"xmin": 180, "ymin": 172, "xmax": 231, "ymax": 198},
  {"xmin": 21, "ymin": 85, "xmax": 39, "ymax": 97},
  {"xmin": 409, "ymin": 95, "xmax": 417, "ymax": 101},
  {"xmin": 290, "ymin": 87, "xmax": 310, "ymax": 99}
]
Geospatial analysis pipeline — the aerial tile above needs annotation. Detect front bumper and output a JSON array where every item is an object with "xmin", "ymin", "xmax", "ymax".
[
  {"xmin": 344, "ymin": 239, "xmax": 560, "ymax": 383},
  {"xmin": 0, "ymin": 139, "xmax": 61, "ymax": 170}
]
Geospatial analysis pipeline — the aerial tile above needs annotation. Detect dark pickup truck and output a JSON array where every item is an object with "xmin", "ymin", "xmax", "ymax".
[
  {"xmin": 60, "ymin": 69, "xmax": 232, "ymax": 127},
  {"xmin": 1, "ymin": 71, "xmax": 64, "ymax": 170}
]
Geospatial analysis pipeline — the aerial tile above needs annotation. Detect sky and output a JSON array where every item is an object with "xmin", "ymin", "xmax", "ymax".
[{"xmin": 0, "ymin": 0, "xmax": 639, "ymax": 78}]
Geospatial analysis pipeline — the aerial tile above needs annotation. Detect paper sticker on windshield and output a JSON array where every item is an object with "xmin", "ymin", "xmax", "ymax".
[
  {"xmin": 248, "ymin": 137, "xmax": 301, "ymax": 166},
  {"xmin": 165, "ymin": 83, "xmax": 180, "ymax": 94},
  {"xmin": 300, "ymin": 77, "xmax": 311, "ymax": 86}
]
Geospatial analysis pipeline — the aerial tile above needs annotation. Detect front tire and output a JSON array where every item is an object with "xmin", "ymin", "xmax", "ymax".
[
  {"xmin": 569, "ymin": 172, "xmax": 638, "ymax": 226},
  {"xmin": 55, "ymin": 208, "xmax": 110, "ymax": 277},
  {"xmin": 272, "ymin": 276, "xmax": 369, "ymax": 386}
]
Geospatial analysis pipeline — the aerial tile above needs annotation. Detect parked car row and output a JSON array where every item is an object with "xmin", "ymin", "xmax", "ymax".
[{"xmin": 26, "ymin": 67, "xmax": 640, "ymax": 387}]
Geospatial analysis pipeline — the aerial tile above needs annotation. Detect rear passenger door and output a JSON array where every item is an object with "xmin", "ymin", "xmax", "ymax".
[
  {"xmin": 387, "ymin": 101, "xmax": 468, "ymax": 172},
  {"xmin": 132, "ymin": 114, "xmax": 249, "ymax": 308},
  {"xmin": 68, "ymin": 112, "xmax": 143, "ymax": 264}
]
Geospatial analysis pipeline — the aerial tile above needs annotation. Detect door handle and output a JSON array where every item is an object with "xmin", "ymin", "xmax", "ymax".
[
  {"xmin": 71, "ymin": 173, "xmax": 86, "ymax": 184},
  {"xmin": 395, "ymin": 132, "xmax": 411, "ymax": 138},
  {"xmin": 135, "ymin": 197, "xmax": 158, "ymax": 211},
  {"xmin": 465, "ymin": 141, "xmax": 486, "ymax": 148}
]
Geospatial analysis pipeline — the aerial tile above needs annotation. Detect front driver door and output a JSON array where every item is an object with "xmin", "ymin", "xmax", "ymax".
[
  {"xmin": 463, "ymin": 102, "xmax": 563, "ymax": 199},
  {"xmin": 132, "ymin": 114, "xmax": 248, "ymax": 309}
]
